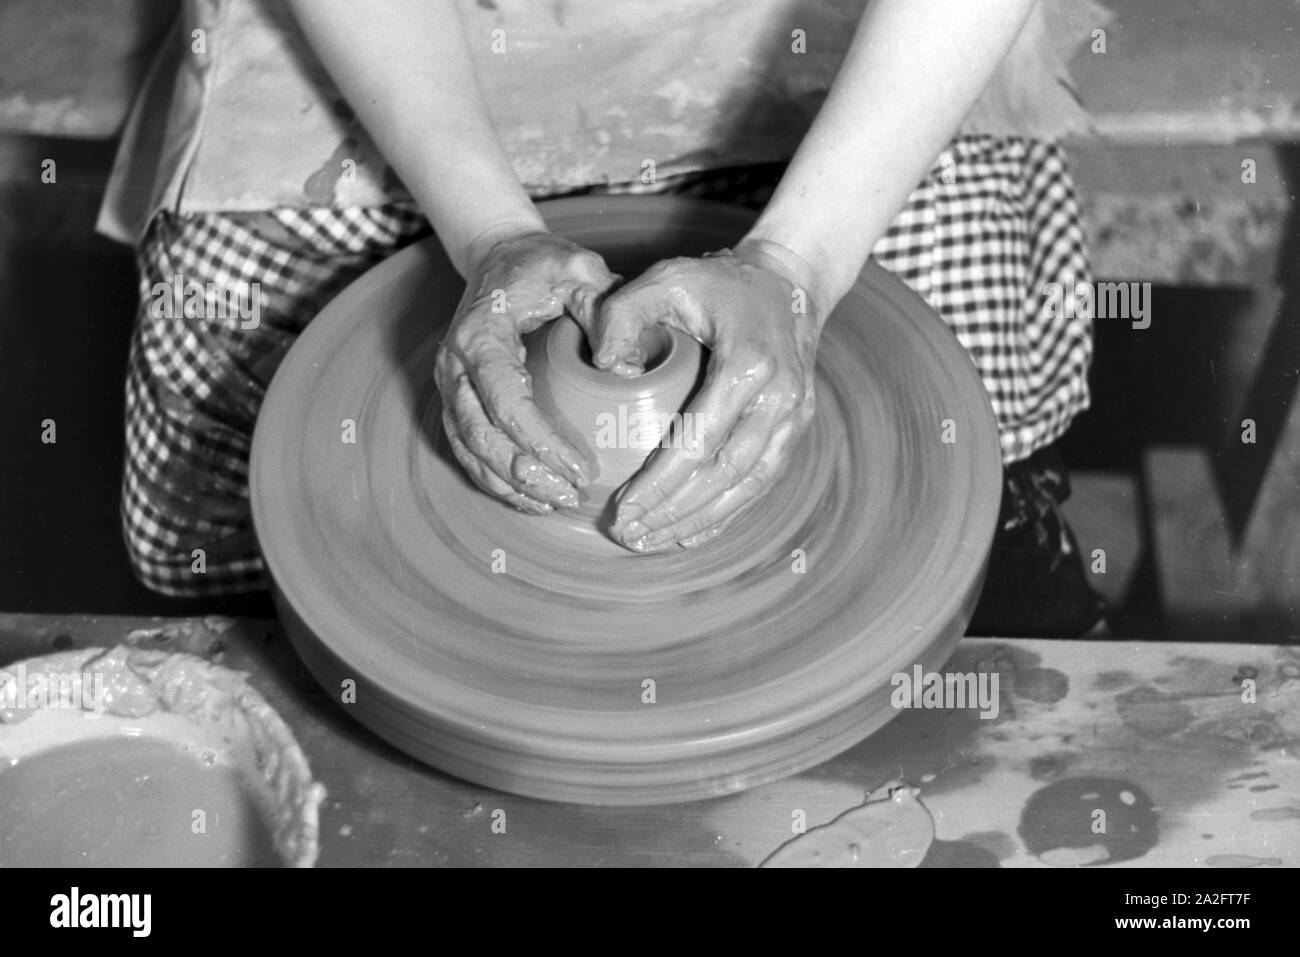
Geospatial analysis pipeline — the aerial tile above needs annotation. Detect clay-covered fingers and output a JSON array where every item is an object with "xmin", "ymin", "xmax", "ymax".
[
  {"xmin": 453, "ymin": 327, "xmax": 591, "ymax": 487},
  {"xmin": 441, "ymin": 408, "xmax": 552, "ymax": 515},
  {"xmin": 613, "ymin": 391, "xmax": 781, "ymax": 548},
  {"xmin": 618, "ymin": 396, "xmax": 805, "ymax": 551},
  {"xmin": 561, "ymin": 246, "xmax": 620, "ymax": 303},
  {"xmin": 610, "ymin": 355, "xmax": 777, "ymax": 545},
  {"xmin": 591, "ymin": 258, "xmax": 702, "ymax": 377},
  {"xmin": 596, "ymin": 246, "xmax": 824, "ymax": 551},
  {"xmin": 435, "ymin": 347, "xmax": 580, "ymax": 511},
  {"xmin": 588, "ymin": 292, "xmax": 652, "ymax": 378},
  {"xmin": 663, "ymin": 418, "xmax": 800, "ymax": 549},
  {"xmin": 432, "ymin": 232, "xmax": 623, "ymax": 512},
  {"xmin": 526, "ymin": 253, "xmax": 618, "ymax": 335}
]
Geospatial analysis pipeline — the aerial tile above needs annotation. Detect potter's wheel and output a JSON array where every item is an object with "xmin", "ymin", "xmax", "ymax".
[{"xmin": 250, "ymin": 196, "xmax": 1000, "ymax": 805}]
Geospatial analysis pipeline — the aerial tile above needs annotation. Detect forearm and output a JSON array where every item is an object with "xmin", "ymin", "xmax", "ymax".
[
  {"xmin": 746, "ymin": 0, "xmax": 1038, "ymax": 313},
  {"xmin": 288, "ymin": 0, "xmax": 542, "ymax": 274}
]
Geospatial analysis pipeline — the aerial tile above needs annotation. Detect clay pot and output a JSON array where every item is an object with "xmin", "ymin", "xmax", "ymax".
[{"xmin": 524, "ymin": 317, "xmax": 705, "ymax": 520}]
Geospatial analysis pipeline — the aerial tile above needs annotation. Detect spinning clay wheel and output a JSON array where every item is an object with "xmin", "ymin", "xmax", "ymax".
[{"xmin": 251, "ymin": 196, "xmax": 1001, "ymax": 805}]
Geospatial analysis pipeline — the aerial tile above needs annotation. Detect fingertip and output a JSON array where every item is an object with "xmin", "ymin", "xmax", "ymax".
[
  {"xmin": 592, "ymin": 337, "xmax": 645, "ymax": 376},
  {"xmin": 613, "ymin": 501, "xmax": 644, "ymax": 530},
  {"xmin": 568, "ymin": 286, "xmax": 600, "ymax": 337},
  {"xmin": 597, "ymin": 353, "xmax": 646, "ymax": 378},
  {"xmin": 510, "ymin": 453, "xmax": 582, "ymax": 509},
  {"xmin": 619, "ymin": 519, "xmax": 649, "ymax": 544},
  {"xmin": 590, "ymin": 296, "xmax": 647, "ymax": 374},
  {"xmin": 549, "ymin": 481, "xmax": 580, "ymax": 510},
  {"xmin": 512, "ymin": 495, "xmax": 553, "ymax": 516},
  {"xmin": 680, "ymin": 526, "xmax": 723, "ymax": 549},
  {"xmin": 556, "ymin": 443, "xmax": 594, "ymax": 488},
  {"xmin": 640, "ymin": 526, "xmax": 677, "ymax": 549}
]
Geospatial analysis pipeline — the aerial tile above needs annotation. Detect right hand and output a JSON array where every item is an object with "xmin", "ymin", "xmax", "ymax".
[{"xmin": 434, "ymin": 228, "xmax": 618, "ymax": 514}]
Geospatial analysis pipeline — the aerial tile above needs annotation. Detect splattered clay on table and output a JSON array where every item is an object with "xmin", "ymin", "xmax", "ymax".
[
  {"xmin": 1018, "ymin": 777, "xmax": 1159, "ymax": 867},
  {"xmin": 761, "ymin": 784, "xmax": 934, "ymax": 867}
]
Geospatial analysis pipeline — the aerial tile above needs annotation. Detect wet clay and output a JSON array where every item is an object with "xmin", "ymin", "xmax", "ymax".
[
  {"xmin": 0, "ymin": 737, "xmax": 280, "ymax": 867},
  {"xmin": 524, "ymin": 316, "xmax": 704, "ymax": 520},
  {"xmin": 250, "ymin": 196, "xmax": 1003, "ymax": 805},
  {"xmin": 0, "ymin": 646, "xmax": 325, "ymax": 866}
]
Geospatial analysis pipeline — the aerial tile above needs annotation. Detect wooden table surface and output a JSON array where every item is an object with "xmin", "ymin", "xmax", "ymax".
[{"xmin": 2, "ymin": 614, "xmax": 1297, "ymax": 868}]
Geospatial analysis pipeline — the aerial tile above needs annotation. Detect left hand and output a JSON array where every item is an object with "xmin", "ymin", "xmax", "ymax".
[{"xmin": 593, "ymin": 240, "xmax": 824, "ymax": 552}]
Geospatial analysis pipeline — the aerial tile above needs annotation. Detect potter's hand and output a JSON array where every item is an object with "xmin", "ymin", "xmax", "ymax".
[
  {"xmin": 435, "ymin": 229, "xmax": 617, "ymax": 514},
  {"xmin": 596, "ymin": 240, "xmax": 822, "ymax": 551}
]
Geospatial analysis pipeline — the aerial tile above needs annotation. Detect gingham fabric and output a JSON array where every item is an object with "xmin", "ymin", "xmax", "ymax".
[
  {"xmin": 123, "ymin": 207, "xmax": 430, "ymax": 595},
  {"xmin": 874, "ymin": 137, "xmax": 1092, "ymax": 463},
  {"xmin": 123, "ymin": 134, "xmax": 1092, "ymax": 596}
]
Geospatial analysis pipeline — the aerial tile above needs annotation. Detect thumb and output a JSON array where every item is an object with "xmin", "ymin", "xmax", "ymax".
[
  {"xmin": 558, "ymin": 256, "xmax": 619, "ymax": 337},
  {"xmin": 590, "ymin": 288, "xmax": 654, "ymax": 377}
]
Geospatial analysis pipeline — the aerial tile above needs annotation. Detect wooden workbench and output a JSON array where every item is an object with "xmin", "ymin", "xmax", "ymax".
[{"xmin": 2, "ymin": 614, "xmax": 1296, "ymax": 868}]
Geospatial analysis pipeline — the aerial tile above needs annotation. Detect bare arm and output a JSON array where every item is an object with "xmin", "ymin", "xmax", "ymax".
[
  {"xmin": 745, "ymin": 0, "xmax": 1038, "ymax": 312},
  {"xmin": 287, "ymin": 0, "xmax": 542, "ymax": 274},
  {"xmin": 290, "ymin": 0, "xmax": 619, "ymax": 512},
  {"xmin": 600, "ymin": 0, "xmax": 1039, "ymax": 550}
]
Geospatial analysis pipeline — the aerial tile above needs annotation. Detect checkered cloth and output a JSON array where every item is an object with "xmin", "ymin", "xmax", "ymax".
[
  {"xmin": 877, "ymin": 138, "xmax": 1092, "ymax": 462},
  {"xmin": 123, "ymin": 207, "xmax": 431, "ymax": 595},
  {"xmin": 123, "ymin": 134, "xmax": 1092, "ymax": 596}
]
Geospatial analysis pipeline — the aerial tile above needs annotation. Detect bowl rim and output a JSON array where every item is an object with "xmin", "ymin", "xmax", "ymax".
[{"xmin": 0, "ymin": 644, "xmax": 325, "ymax": 866}]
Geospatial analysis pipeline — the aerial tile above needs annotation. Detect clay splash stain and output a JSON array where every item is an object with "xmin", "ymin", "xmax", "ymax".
[
  {"xmin": 1093, "ymin": 670, "xmax": 1134, "ymax": 691},
  {"xmin": 1029, "ymin": 752, "xmax": 1074, "ymax": 781},
  {"xmin": 1206, "ymin": 854, "xmax": 1282, "ymax": 868},
  {"xmin": 1019, "ymin": 777, "xmax": 1158, "ymax": 866},
  {"xmin": 805, "ymin": 645, "xmax": 1068, "ymax": 799},
  {"xmin": 798, "ymin": 643, "xmax": 1006, "ymax": 795},
  {"xmin": 961, "ymin": 829, "xmax": 1018, "ymax": 860},
  {"xmin": 919, "ymin": 838, "xmax": 1000, "ymax": 868},
  {"xmin": 1016, "ymin": 666, "xmax": 1070, "ymax": 704},
  {"xmin": 920, "ymin": 828, "xmax": 1016, "ymax": 866},
  {"xmin": 303, "ymin": 138, "xmax": 358, "ymax": 205},
  {"xmin": 980, "ymin": 644, "xmax": 1069, "ymax": 706},
  {"xmin": 1115, "ymin": 685, "xmax": 1195, "ymax": 737},
  {"xmin": 1250, "ymin": 806, "xmax": 1300, "ymax": 821}
]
